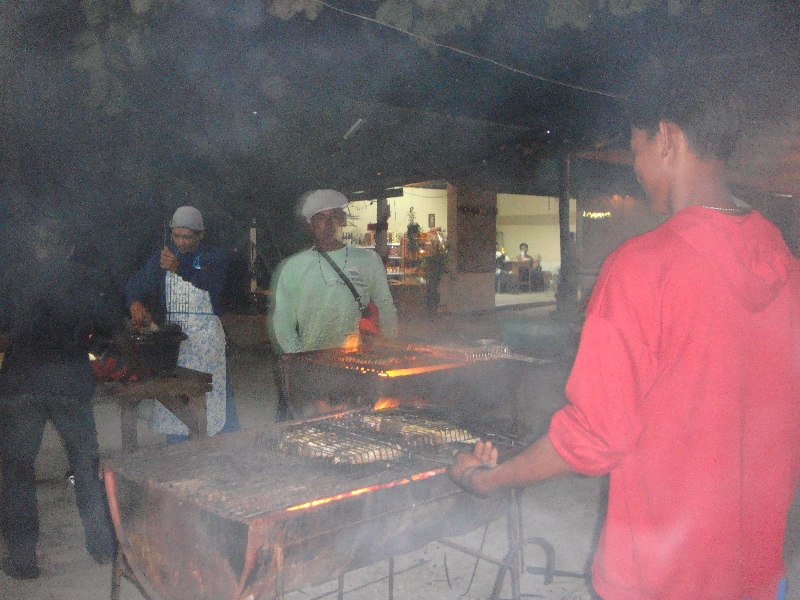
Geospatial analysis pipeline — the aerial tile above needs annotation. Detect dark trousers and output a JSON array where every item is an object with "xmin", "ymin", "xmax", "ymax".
[{"xmin": 0, "ymin": 394, "xmax": 115, "ymax": 563}]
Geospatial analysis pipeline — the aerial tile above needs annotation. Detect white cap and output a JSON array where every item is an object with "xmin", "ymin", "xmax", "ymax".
[
  {"xmin": 300, "ymin": 189, "xmax": 349, "ymax": 222},
  {"xmin": 170, "ymin": 206, "xmax": 204, "ymax": 231}
]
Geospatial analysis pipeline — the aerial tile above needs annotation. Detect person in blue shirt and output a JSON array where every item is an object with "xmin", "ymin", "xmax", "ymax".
[{"xmin": 125, "ymin": 206, "xmax": 238, "ymax": 442}]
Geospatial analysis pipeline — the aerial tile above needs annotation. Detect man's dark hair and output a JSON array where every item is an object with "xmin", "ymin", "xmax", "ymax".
[{"xmin": 627, "ymin": 69, "xmax": 743, "ymax": 162}]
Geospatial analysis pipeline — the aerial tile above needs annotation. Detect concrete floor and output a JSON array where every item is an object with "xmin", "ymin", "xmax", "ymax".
[
  {"xmin": 494, "ymin": 290, "xmax": 556, "ymax": 309},
  {"xmin": 3, "ymin": 306, "xmax": 800, "ymax": 600}
]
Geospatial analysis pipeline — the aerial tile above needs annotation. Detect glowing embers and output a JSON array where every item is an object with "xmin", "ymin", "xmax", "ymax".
[
  {"xmin": 278, "ymin": 423, "xmax": 403, "ymax": 465},
  {"xmin": 284, "ymin": 467, "xmax": 445, "ymax": 512},
  {"xmin": 373, "ymin": 397, "xmax": 401, "ymax": 410},
  {"xmin": 343, "ymin": 409, "xmax": 479, "ymax": 447}
]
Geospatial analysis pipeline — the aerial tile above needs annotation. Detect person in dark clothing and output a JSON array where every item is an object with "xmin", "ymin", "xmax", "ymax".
[{"xmin": 0, "ymin": 217, "xmax": 124, "ymax": 579}]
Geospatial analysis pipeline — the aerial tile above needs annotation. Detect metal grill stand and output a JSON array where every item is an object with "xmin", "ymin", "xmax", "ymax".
[
  {"xmin": 262, "ymin": 489, "xmax": 555, "ymax": 600},
  {"xmin": 104, "ymin": 408, "xmax": 560, "ymax": 600},
  {"xmin": 110, "ymin": 489, "xmax": 558, "ymax": 600}
]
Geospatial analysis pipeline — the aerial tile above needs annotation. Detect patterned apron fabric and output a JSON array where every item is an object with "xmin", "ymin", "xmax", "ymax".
[{"xmin": 148, "ymin": 272, "xmax": 226, "ymax": 436}]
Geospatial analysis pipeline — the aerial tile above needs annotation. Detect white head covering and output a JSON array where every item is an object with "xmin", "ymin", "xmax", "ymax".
[
  {"xmin": 170, "ymin": 206, "xmax": 204, "ymax": 231},
  {"xmin": 300, "ymin": 189, "xmax": 349, "ymax": 222}
]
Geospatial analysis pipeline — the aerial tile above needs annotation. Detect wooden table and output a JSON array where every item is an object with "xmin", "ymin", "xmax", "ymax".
[{"xmin": 96, "ymin": 367, "xmax": 212, "ymax": 451}]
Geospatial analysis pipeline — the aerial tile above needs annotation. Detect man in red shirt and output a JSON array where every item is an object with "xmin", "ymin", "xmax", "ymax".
[{"xmin": 450, "ymin": 73, "xmax": 800, "ymax": 600}]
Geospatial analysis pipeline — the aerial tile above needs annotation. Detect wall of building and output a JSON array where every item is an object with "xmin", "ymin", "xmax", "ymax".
[
  {"xmin": 343, "ymin": 190, "xmax": 577, "ymax": 277},
  {"xmin": 496, "ymin": 194, "xmax": 576, "ymax": 273},
  {"xmin": 438, "ymin": 184, "xmax": 497, "ymax": 313},
  {"xmin": 343, "ymin": 187, "xmax": 448, "ymax": 242}
]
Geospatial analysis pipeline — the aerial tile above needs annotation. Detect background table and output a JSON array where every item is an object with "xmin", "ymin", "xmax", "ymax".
[{"xmin": 96, "ymin": 367, "xmax": 212, "ymax": 451}]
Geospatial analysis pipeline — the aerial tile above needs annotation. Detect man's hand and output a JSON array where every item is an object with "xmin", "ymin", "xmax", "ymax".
[
  {"xmin": 160, "ymin": 246, "xmax": 180, "ymax": 273},
  {"xmin": 129, "ymin": 301, "xmax": 152, "ymax": 329},
  {"xmin": 448, "ymin": 440, "xmax": 499, "ymax": 498}
]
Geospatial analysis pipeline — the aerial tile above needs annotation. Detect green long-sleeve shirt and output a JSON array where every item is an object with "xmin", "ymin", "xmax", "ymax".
[{"xmin": 270, "ymin": 246, "xmax": 398, "ymax": 353}]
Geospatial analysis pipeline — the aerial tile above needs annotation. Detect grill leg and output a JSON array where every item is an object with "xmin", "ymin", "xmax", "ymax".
[
  {"xmin": 338, "ymin": 574, "xmax": 345, "ymax": 600},
  {"xmin": 506, "ymin": 489, "xmax": 522, "ymax": 600},
  {"xmin": 490, "ymin": 488, "xmax": 547, "ymax": 600},
  {"xmin": 110, "ymin": 546, "xmax": 122, "ymax": 600},
  {"xmin": 388, "ymin": 557, "xmax": 394, "ymax": 600},
  {"xmin": 516, "ymin": 490, "xmax": 525, "ymax": 571},
  {"xmin": 275, "ymin": 545, "xmax": 284, "ymax": 600}
]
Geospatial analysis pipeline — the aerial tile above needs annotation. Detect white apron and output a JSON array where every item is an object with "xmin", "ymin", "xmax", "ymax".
[{"xmin": 148, "ymin": 272, "xmax": 226, "ymax": 436}]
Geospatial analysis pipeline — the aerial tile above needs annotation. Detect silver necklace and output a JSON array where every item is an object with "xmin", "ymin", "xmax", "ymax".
[
  {"xmin": 317, "ymin": 246, "xmax": 348, "ymax": 286},
  {"xmin": 701, "ymin": 205, "xmax": 750, "ymax": 214}
]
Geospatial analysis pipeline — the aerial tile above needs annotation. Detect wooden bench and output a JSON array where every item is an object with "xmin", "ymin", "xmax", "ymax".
[{"xmin": 96, "ymin": 367, "xmax": 212, "ymax": 451}]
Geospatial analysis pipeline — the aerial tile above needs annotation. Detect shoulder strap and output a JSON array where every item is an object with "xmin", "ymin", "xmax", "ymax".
[{"xmin": 318, "ymin": 250, "xmax": 366, "ymax": 312}]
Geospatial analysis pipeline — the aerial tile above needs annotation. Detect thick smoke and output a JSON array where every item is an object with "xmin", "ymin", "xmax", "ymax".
[{"xmin": 0, "ymin": 0, "xmax": 796, "ymax": 282}]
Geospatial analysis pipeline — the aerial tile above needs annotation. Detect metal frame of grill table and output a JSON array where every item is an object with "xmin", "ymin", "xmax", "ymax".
[
  {"xmin": 109, "ymin": 489, "xmax": 557, "ymax": 600},
  {"xmin": 267, "ymin": 487, "xmax": 557, "ymax": 600},
  {"xmin": 103, "ymin": 416, "xmax": 563, "ymax": 600}
]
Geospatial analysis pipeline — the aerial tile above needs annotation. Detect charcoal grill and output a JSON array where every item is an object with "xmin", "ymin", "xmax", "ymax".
[
  {"xmin": 277, "ymin": 340, "xmax": 542, "ymax": 436},
  {"xmin": 105, "ymin": 342, "xmax": 554, "ymax": 600},
  {"xmin": 104, "ymin": 406, "xmax": 553, "ymax": 600}
]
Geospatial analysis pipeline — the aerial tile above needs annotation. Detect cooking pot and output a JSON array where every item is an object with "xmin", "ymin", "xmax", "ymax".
[{"xmin": 121, "ymin": 323, "xmax": 187, "ymax": 375}]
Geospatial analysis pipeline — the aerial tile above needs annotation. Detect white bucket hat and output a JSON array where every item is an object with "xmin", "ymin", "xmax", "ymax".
[
  {"xmin": 300, "ymin": 190, "xmax": 348, "ymax": 222},
  {"xmin": 170, "ymin": 206, "xmax": 204, "ymax": 231}
]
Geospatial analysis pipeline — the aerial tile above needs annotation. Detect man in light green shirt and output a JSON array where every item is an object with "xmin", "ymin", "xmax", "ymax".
[{"xmin": 270, "ymin": 189, "xmax": 398, "ymax": 354}]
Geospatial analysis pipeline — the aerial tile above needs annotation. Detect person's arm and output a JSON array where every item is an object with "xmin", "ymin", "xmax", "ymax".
[
  {"xmin": 88, "ymin": 269, "xmax": 127, "ymax": 338},
  {"xmin": 270, "ymin": 262, "xmax": 303, "ymax": 353},
  {"xmin": 449, "ymin": 435, "xmax": 573, "ymax": 496},
  {"xmin": 367, "ymin": 254, "xmax": 398, "ymax": 338},
  {"xmin": 125, "ymin": 251, "xmax": 162, "ymax": 308},
  {"xmin": 125, "ymin": 251, "xmax": 162, "ymax": 327}
]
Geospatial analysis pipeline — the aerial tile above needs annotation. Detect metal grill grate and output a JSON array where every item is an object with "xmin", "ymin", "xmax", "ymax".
[
  {"xmin": 165, "ymin": 274, "xmax": 192, "ymax": 324},
  {"xmin": 278, "ymin": 423, "xmax": 405, "ymax": 465},
  {"xmin": 342, "ymin": 410, "xmax": 479, "ymax": 446}
]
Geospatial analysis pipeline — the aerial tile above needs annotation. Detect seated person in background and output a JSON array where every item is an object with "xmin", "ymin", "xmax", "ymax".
[
  {"xmin": 513, "ymin": 243, "xmax": 533, "ymax": 263},
  {"xmin": 530, "ymin": 253, "xmax": 547, "ymax": 291},
  {"xmin": 495, "ymin": 242, "xmax": 506, "ymax": 268}
]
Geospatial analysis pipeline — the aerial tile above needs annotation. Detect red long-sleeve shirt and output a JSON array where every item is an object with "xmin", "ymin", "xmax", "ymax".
[{"xmin": 549, "ymin": 206, "xmax": 800, "ymax": 600}]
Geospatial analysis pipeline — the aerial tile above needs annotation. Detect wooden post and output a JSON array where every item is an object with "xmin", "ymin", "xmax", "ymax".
[
  {"xmin": 376, "ymin": 196, "xmax": 389, "ymax": 261},
  {"xmin": 556, "ymin": 152, "xmax": 578, "ymax": 319},
  {"xmin": 250, "ymin": 218, "xmax": 257, "ymax": 293}
]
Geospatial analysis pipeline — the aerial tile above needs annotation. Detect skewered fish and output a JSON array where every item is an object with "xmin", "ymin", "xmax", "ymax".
[
  {"xmin": 279, "ymin": 425, "xmax": 403, "ymax": 464},
  {"xmin": 346, "ymin": 411, "xmax": 479, "ymax": 446}
]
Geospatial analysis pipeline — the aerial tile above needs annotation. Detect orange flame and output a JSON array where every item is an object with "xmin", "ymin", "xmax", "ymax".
[
  {"xmin": 342, "ymin": 333, "xmax": 361, "ymax": 350},
  {"xmin": 285, "ymin": 468, "xmax": 446, "ymax": 512},
  {"xmin": 378, "ymin": 362, "xmax": 467, "ymax": 377},
  {"xmin": 373, "ymin": 397, "xmax": 400, "ymax": 410}
]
